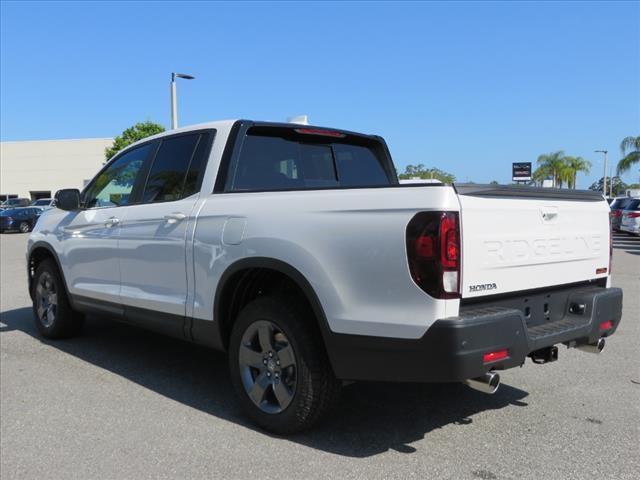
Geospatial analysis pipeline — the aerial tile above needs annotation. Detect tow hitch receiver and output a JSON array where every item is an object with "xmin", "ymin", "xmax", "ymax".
[{"xmin": 530, "ymin": 346, "xmax": 559, "ymax": 364}]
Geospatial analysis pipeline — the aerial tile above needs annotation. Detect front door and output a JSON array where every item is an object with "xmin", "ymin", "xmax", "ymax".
[
  {"xmin": 117, "ymin": 131, "xmax": 212, "ymax": 334},
  {"xmin": 63, "ymin": 143, "xmax": 154, "ymax": 308}
]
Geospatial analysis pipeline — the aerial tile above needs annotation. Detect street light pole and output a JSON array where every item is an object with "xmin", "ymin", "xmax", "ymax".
[
  {"xmin": 170, "ymin": 72, "xmax": 195, "ymax": 129},
  {"xmin": 595, "ymin": 150, "xmax": 608, "ymax": 197}
]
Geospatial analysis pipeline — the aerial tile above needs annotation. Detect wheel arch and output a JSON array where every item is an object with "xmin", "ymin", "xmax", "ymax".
[
  {"xmin": 27, "ymin": 242, "xmax": 71, "ymax": 303},
  {"xmin": 213, "ymin": 257, "xmax": 334, "ymax": 357}
]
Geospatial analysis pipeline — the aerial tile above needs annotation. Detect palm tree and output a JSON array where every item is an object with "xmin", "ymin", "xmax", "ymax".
[
  {"xmin": 536, "ymin": 151, "xmax": 567, "ymax": 187},
  {"xmin": 564, "ymin": 156, "xmax": 591, "ymax": 189},
  {"xmin": 617, "ymin": 135, "xmax": 640, "ymax": 175}
]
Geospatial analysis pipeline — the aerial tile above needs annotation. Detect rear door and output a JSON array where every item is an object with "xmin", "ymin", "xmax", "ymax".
[
  {"xmin": 455, "ymin": 185, "xmax": 611, "ymax": 299},
  {"xmin": 117, "ymin": 130, "xmax": 213, "ymax": 334}
]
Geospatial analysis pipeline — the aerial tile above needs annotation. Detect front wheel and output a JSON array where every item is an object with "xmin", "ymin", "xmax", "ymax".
[
  {"xmin": 32, "ymin": 259, "xmax": 83, "ymax": 338},
  {"xmin": 228, "ymin": 296, "xmax": 341, "ymax": 434},
  {"xmin": 19, "ymin": 222, "xmax": 31, "ymax": 233}
]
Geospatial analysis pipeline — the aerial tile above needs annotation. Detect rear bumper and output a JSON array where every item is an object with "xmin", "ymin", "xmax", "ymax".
[
  {"xmin": 620, "ymin": 224, "xmax": 640, "ymax": 234},
  {"xmin": 326, "ymin": 286, "xmax": 623, "ymax": 382}
]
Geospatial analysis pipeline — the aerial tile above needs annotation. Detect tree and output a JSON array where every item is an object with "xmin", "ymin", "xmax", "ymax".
[
  {"xmin": 398, "ymin": 164, "xmax": 456, "ymax": 183},
  {"xmin": 535, "ymin": 151, "xmax": 567, "ymax": 188},
  {"xmin": 533, "ymin": 151, "xmax": 591, "ymax": 189},
  {"xmin": 616, "ymin": 135, "xmax": 640, "ymax": 175},
  {"xmin": 105, "ymin": 121, "xmax": 165, "ymax": 161},
  {"xmin": 589, "ymin": 176, "xmax": 628, "ymax": 196},
  {"xmin": 564, "ymin": 156, "xmax": 591, "ymax": 189}
]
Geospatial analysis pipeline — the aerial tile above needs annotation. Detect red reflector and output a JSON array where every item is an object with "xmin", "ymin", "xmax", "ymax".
[
  {"xmin": 294, "ymin": 128, "xmax": 346, "ymax": 138},
  {"xmin": 483, "ymin": 349, "xmax": 509, "ymax": 363},
  {"xmin": 599, "ymin": 320, "xmax": 613, "ymax": 331},
  {"xmin": 595, "ymin": 267, "xmax": 607, "ymax": 274}
]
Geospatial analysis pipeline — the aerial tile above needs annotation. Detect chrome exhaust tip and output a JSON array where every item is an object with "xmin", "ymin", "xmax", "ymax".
[
  {"xmin": 576, "ymin": 337, "xmax": 605, "ymax": 354},
  {"xmin": 464, "ymin": 371, "xmax": 500, "ymax": 394}
]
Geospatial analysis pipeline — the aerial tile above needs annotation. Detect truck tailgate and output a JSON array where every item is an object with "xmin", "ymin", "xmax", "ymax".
[{"xmin": 455, "ymin": 185, "xmax": 610, "ymax": 298}]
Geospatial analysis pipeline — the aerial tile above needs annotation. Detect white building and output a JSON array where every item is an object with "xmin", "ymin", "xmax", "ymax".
[{"xmin": 0, "ymin": 137, "xmax": 113, "ymax": 201}]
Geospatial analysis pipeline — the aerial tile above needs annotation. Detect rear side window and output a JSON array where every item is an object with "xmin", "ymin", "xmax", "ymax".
[
  {"xmin": 227, "ymin": 127, "xmax": 394, "ymax": 191},
  {"xmin": 141, "ymin": 131, "xmax": 212, "ymax": 203}
]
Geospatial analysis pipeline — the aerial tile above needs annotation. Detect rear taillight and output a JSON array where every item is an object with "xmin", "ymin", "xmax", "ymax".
[
  {"xmin": 627, "ymin": 212, "xmax": 640, "ymax": 218},
  {"xmin": 406, "ymin": 211, "xmax": 460, "ymax": 299},
  {"xmin": 610, "ymin": 210, "xmax": 622, "ymax": 217}
]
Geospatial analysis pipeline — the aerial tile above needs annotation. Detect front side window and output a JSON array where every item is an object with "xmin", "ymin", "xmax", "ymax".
[
  {"xmin": 83, "ymin": 144, "xmax": 152, "ymax": 208},
  {"xmin": 227, "ymin": 127, "xmax": 393, "ymax": 192}
]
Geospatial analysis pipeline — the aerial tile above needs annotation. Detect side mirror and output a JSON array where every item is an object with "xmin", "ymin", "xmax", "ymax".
[{"xmin": 54, "ymin": 189, "xmax": 81, "ymax": 211}]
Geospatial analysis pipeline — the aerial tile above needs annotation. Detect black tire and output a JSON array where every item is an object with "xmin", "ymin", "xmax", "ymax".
[
  {"xmin": 19, "ymin": 222, "xmax": 31, "ymax": 233},
  {"xmin": 229, "ymin": 295, "xmax": 341, "ymax": 434},
  {"xmin": 31, "ymin": 258, "xmax": 83, "ymax": 339}
]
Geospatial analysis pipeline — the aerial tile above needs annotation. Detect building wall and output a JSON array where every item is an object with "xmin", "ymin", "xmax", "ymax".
[{"xmin": 0, "ymin": 137, "xmax": 113, "ymax": 199}]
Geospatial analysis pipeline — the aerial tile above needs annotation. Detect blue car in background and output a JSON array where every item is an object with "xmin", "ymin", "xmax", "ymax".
[{"xmin": 0, "ymin": 207, "xmax": 44, "ymax": 233}]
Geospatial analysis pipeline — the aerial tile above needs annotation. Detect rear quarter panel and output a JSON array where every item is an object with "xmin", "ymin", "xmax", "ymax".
[{"xmin": 192, "ymin": 186, "xmax": 461, "ymax": 339}]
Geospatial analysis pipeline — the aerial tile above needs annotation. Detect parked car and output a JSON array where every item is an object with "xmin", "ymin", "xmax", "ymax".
[
  {"xmin": 0, "ymin": 207, "xmax": 43, "ymax": 233},
  {"xmin": 26, "ymin": 120, "xmax": 623, "ymax": 434},
  {"xmin": 0, "ymin": 198, "xmax": 30, "ymax": 210},
  {"xmin": 31, "ymin": 198, "xmax": 55, "ymax": 209},
  {"xmin": 609, "ymin": 197, "xmax": 637, "ymax": 231},
  {"xmin": 620, "ymin": 198, "xmax": 640, "ymax": 236}
]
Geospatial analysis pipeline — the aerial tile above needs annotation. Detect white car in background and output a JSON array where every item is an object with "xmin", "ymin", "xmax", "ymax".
[{"xmin": 620, "ymin": 198, "xmax": 640, "ymax": 235}]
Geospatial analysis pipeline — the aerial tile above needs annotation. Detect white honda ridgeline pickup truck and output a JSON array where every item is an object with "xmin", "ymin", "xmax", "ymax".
[{"xmin": 27, "ymin": 120, "xmax": 623, "ymax": 433}]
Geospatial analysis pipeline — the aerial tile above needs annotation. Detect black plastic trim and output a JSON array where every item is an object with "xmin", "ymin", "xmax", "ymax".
[
  {"xmin": 71, "ymin": 295, "xmax": 186, "ymax": 340},
  {"xmin": 213, "ymin": 120, "xmax": 244, "ymax": 193},
  {"xmin": 454, "ymin": 183, "xmax": 604, "ymax": 202},
  {"xmin": 27, "ymin": 242, "xmax": 71, "ymax": 304},
  {"xmin": 325, "ymin": 286, "xmax": 622, "ymax": 382},
  {"xmin": 210, "ymin": 257, "xmax": 333, "ymax": 355}
]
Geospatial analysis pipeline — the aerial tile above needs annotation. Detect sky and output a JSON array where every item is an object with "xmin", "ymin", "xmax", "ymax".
[{"xmin": 1, "ymin": 1, "xmax": 639, "ymax": 187}]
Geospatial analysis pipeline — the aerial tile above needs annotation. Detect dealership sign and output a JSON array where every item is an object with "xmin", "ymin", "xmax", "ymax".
[{"xmin": 512, "ymin": 162, "xmax": 532, "ymax": 182}]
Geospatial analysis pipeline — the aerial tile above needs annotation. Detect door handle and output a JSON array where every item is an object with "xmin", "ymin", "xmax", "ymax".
[
  {"xmin": 164, "ymin": 212, "xmax": 186, "ymax": 224},
  {"xmin": 104, "ymin": 217, "xmax": 120, "ymax": 227}
]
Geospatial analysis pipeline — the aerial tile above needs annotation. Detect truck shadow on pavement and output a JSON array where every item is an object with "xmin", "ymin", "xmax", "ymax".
[{"xmin": 1, "ymin": 307, "xmax": 529, "ymax": 458}]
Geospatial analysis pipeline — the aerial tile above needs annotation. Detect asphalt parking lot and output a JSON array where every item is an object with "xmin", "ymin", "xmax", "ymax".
[{"xmin": 1, "ymin": 232, "xmax": 639, "ymax": 480}]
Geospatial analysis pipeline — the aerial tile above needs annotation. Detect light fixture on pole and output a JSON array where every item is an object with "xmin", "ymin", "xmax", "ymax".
[
  {"xmin": 595, "ymin": 150, "xmax": 608, "ymax": 196},
  {"xmin": 170, "ymin": 72, "xmax": 195, "ymax": 129}
]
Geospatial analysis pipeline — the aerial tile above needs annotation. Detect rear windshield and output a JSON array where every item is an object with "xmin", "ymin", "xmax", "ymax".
[
  {"xmin": 226, "ymin": 127, "xmax": 395, "ymax": 191},
  {"xmin": 624, "ymin": 199, "xmax": 640, "ymax": 210},
  {"xmin": 612, "ymin": 198, "xmax": 633, "ymax": 209}
]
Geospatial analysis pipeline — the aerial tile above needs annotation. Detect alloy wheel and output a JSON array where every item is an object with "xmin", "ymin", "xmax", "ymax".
[
  {"xmin": 238, "ymin": 320, "xmax": 297, "ymax": 414},
  {"xmin": 35, "ymin": 272, "xmax": 57, "ymax": 327}
]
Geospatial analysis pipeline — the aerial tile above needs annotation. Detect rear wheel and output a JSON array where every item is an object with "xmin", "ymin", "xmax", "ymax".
[
  {"xmin": 229, "ymin": 296, "xmax": 341, "ymax": 434},
  {"xmin": 19, "ymin": 222, "xmax": 30, "ymax": 233},
  {"xmin": 32, "ymin": 259, "xmax": 83, "ymax": 338}
]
